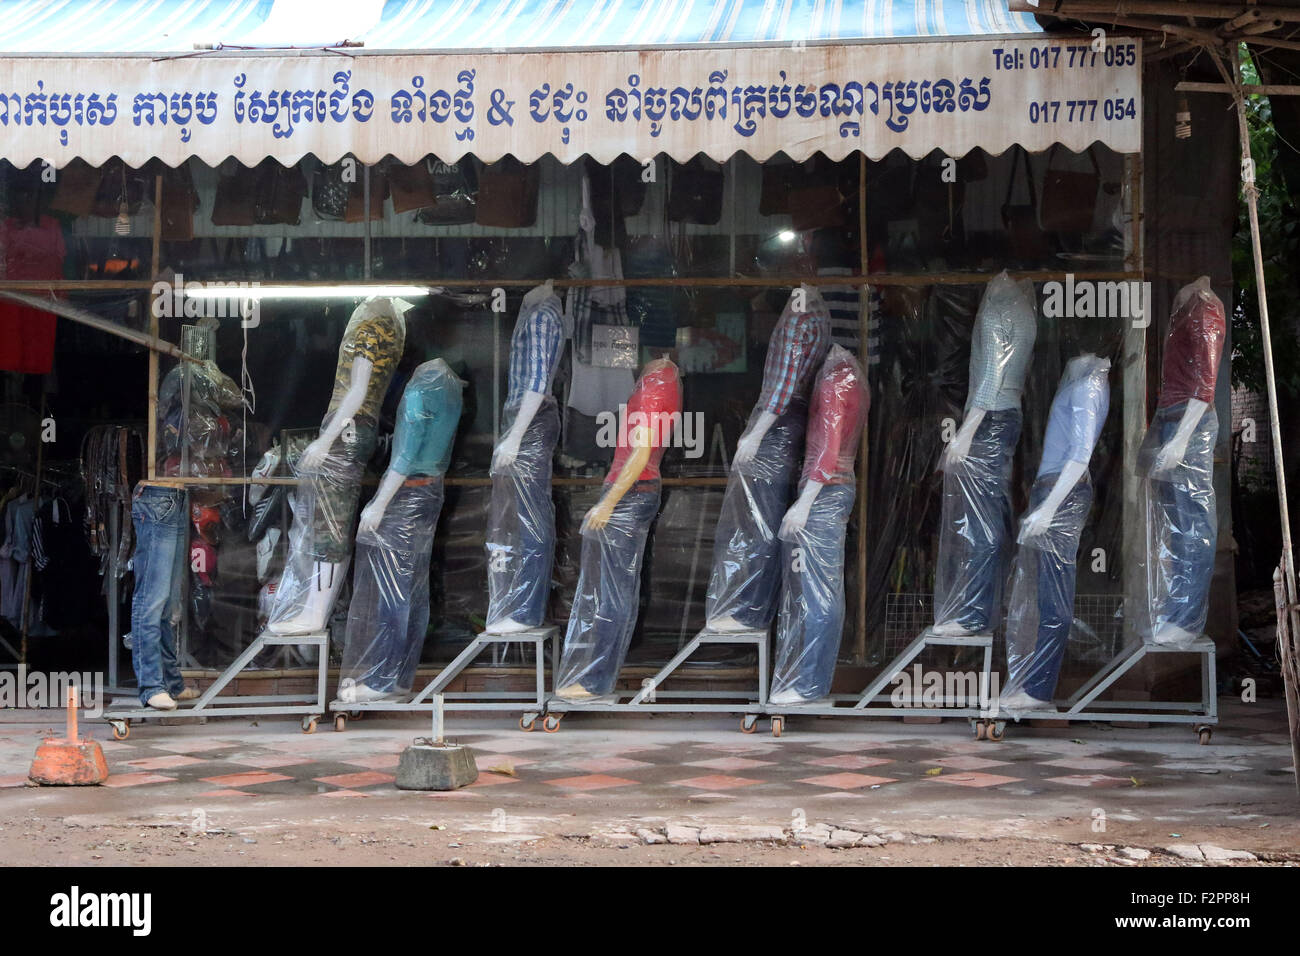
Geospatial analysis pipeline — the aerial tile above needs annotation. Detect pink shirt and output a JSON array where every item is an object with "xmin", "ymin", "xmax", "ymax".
[
  {"xmin": 1158, "ymin": 290, "xmax": 1225, "ymax": 408},
  {"xmin": 803, "ymin": 347, "xmax": 869, "ymax": 485},
  {"xmin": 606, "ymin": 361, "xmax": 682, "ymax": 484}
]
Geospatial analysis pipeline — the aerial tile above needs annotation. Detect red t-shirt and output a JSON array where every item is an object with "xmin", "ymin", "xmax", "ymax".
[
  {"xmin": 1158, "ymin": 289, "xmax": 1225, "ymax": 408},
  {"xmin": 605, "ymin": 361, "xmax": 682, "ymax": 484},
  {"xmin": 803, "ymin": 348, "xmax": 869, "ymax": 485},
  {"xmin": 0, "ymin": 216, "xmax": 66, "ymax": 374}
]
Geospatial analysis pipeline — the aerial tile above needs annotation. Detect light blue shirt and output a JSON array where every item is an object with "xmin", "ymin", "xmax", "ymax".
[
  {"xmin": 968, "ymin": 275, "xmax": 1038, "ymax": 412},
  {"xmin": 1037, "ymin": 355, "xmax": 1111, "ymax": 479},
  {"xmin": 389, "ymin": 359, "xmax": 464, "ymax": 477}
]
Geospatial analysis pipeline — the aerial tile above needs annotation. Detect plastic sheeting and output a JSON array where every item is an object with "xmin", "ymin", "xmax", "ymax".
[
  {"xmin": 706, "ymin": 286, "xmax": 831, "ymax": 630},
  {"xmin": 771, "ymin": 345, "xmax": 868, "ymax": 702},
  {"xmin": 157, "ymin": 359, "xmax": 242, "ymax": 482},
  {"xmin": 1001, "ymin": 355, "xmax": 1111, "ymax": 712},
  {"xmin": 554, "ymin": 359, "xmax": 682, "ymax": 699},
  {"xmin": 1137, "ymin": 278, "xmax": 1226, "ymax": 646},
  {"xmin": 933, "ymin": 271, "xmax": 1037, "ymax": 634}
]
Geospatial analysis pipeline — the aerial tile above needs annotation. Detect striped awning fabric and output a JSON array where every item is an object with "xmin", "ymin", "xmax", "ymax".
[{"xmin": 0, "ymin": 0, "xmax": 1043, "ymax": 54}]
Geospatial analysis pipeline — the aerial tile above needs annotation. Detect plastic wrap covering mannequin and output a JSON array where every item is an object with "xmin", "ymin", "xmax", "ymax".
[
  {"xmin": 1137, "ymin": 277, "xmax": 1225, "ymax": 647},
  {"xmin": 554, "ymin": 359, "xmax": 682, "ymax": 701},
  {"xmin": 933, "ymin": 271, "xmax": 1038, "ymax": 636},
  {"xmin": 267, "ymin": 297, "xmax": 409, "ymax": 635},
  {"xmin": 999, "ymin": 355, "xmax": 1111, "ymax": 715},
  {"xmin": 336, "ymin": 360, "xmax": 465, "ymax": 703},
  {"xmin": 485, "ymin": 282, "xmax": 564, "ymax": 633},
  {"xmin": 707, "ymin": 285, "xmax": 832, "ymax": 632},
  {"xmin": 131, "ymin": 336, "xmax": 242, "ymax": 710},
  {"xmin": 768, "ymin": 347, "xmax": 868, "ymax": 706}
]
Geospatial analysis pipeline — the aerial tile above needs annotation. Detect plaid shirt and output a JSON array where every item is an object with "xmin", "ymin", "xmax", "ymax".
[
  {"xmin": 969, "ymin": 280, "xmax": 1037, "ymax": 412},
  {"xmin": 762, "ymin": 295, "xmax": 832, "ymax": 416},
  {"xmin": 506, "ymin": 294, "xmax": 564, "ymax": 405}
]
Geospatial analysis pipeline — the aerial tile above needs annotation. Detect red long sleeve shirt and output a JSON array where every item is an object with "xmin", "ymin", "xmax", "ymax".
[
  {"xmin": 802, "ymin": 346, "xmax": 869, "ymax": 486},
  {"xmin": 1157, "ymin": 288, "xmax": 1225, "ymax": 409},
  {"xmin": 605, "ymin": 360, "xmax": 682, "ymax": 484}
]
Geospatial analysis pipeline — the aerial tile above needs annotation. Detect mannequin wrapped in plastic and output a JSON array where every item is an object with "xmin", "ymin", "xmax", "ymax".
[
  {"xmin": 933, "ymin": 271, "xmax": 1038, "ymax": 636},
  {"xmin": 1137, "ymin": 277, "xmax": 1225, "ymax": 647},
  {"xmin": 769, "ymin": 346, "xmax": 868, "ymax": 706},
  {"xmin": 999, "ymin": 354, "xmax": 1111, "ymax": 715},
  {"xmin": 554, "ymin": 359, "xmax": 682, "ymax": 701},
  {"xmin": 706, "ymin": 285, "xmax": 831, "ymax": 632},
  {"xmin": 485, "ymin": 282, "xmax": 564, "ymax": 633},
  {"xmin": 267, "ymin": 297, "xmax": 409, "ymax": 636},
  {"xmin": 336, "ymin": 359, "xmax": 465, "ymax": 703}
]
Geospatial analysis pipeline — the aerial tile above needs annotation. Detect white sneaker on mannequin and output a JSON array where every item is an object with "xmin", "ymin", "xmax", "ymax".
[
  {"xmin": 706, "ymin": 615, "xmax": 749, "ymax": 633},
  {"xmin": 268, "ymin": 560, "xmax": 345, "ymax": 635},
  {"xmin": 485, "ymin": 617, "xmax": 532, "ymax": 635},
  {"xmin": 1151, "ymin": 624, "xmax": 1198, "ymax": 647},
  {"xmin": 931, "ymin": 620, "xmax": 984, "ymax": 637}
]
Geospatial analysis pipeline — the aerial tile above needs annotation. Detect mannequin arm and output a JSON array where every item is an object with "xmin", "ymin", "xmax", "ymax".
[
  {"xmin": 583, "ymin": 427, "xmax": 652, "ymax": 533},
  {"xmin": 521, "ymin": 279, "xmax": 555, "ymax": 311},
  {"xmin": 493, "ymin": 390, "xmax": 546, "ymax": 471},
  {"xmin": 1018, "ymin": 459, "xmax": 1087, "ymax": 542},
  {"xmin": 734, "ymin": 411, "xmax": 777, "ymax": 466},
  {"xmin": 358, "ymin": 468, "xmax": 406, "ymax": 534},
  {"xmin": 1152, "ymin": 398, "xmax": 1209, "ymax": 476},
  {"xmin": 301, "ymin": 356, "xmax": 373, "ymax": 470},
  {"xmin": 942, "ymin": 406, "xmax": 986, "ymax": 470},
  {"xmin": 779, "ymin": 480, "xmax": 825, "ymax": 540}
]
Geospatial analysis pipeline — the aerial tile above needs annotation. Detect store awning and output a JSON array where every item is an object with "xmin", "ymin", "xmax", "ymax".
[
  {"xmin": 0, "ymin": 1, "xmax": 1044, "ymax": 53},
  {"xmin": 0, "ymin": 2, "xmax": 1140, "ymax": 169}
]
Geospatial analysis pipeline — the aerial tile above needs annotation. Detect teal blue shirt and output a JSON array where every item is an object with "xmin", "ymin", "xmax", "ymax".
[{"xmin": 389, "ymin": 360, "xmax": 464, "ymax": 477}]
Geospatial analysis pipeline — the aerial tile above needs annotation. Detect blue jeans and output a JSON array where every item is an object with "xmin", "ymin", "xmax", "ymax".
[
  {"xmin": 340, "ymin": 478, "xmax": 444, "ymax": 695},
  {"xmin": 556, "ymin": 484, "xmax": 660, "ymax": 696},
  {"xmin": 706, "ymin": 401, "xmax": 807, "ymax": 629},
  {"xmin": 1143, "ymin": 403, "xmax": 1218, "ymax": 635},
  {"xmin": 486, "ymin": 399, "xmax": 559, "ymax": 628},
  {"xmin": 935, "ymin": 408, "xmax": 1021, "ymax": 632},
  {"xmin": 1005, "ymin": 475, "xmax": 1092, "ymax": 702},
  {"xmin": 771, "ymin": 483, "xmax": 856, "ymax": 700},
  {"xmin": 129, "ymin": 485, "xmax": 188, "ymax": 704}
]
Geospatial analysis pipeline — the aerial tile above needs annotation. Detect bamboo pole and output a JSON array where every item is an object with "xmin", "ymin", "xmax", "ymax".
[
  {"xmin": 1213, "ymin": 47, "xmax": 1300, "ymax": 793},
  {"xmin": 856, "ymin": 151, "xmax": 870, "ymax": 664},
  {"xmin": 149, "ymin": 174, "xmax": 163, "ymax": 481}
]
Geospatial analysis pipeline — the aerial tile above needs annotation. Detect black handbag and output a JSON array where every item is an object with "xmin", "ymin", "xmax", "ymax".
[{"xmin": 667, "ymin": 156, "xmax": 724, "ymax": 225}]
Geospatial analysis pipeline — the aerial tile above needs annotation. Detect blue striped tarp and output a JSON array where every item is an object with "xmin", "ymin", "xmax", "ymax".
[{"xmin": 0, "ymin": 0, "xmax": 1041, "ymax": 53}]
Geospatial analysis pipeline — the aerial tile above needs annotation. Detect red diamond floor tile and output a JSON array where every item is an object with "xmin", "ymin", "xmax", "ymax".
[
  {"xmin": 228, "ymin": 754, "xmax": 318, "ymax": 770},
  {"xmin": 543, "ymin": 774, "xmax": 639, "ymax": 791},
  {"xmin": 670, "ymin": 774, "xmax": 763, "ymax": 791},
  {"xmin": 313, "ymin": 771, "xmax": 396, "ymax": 789},
  {"xmin": 200, "ymin": 771, "xmax": 293, "ymax": 787},
  {"xmin": 123, "ymin": 755, "xmax": 208, "ymax": 771},
  {"xmin": 1045, "ymin": 774, "xmax": 1135, "ymax": 788},
  {"xmin": 795, "ymin": 772, "xmax": 898, "ymax": 789},
  {"xmin": 802, "ymin": 754, "xmax": 893, "ymax": 770},
  {"xmin": 564, "ymin": 756, "xmax": 656, "ymax": 773},
  {"xmin": 317, "ymin": 789, "xmax": 370, "ymax": 798},
  {"xmin": 467, "ymin": 772, "xmax": 524, "ymax": 788},
  {"xmin": 340, "ymin": 754, "xmax": 402, "ymax": 771},
  {"xmin": 0, "ymin": 774, "xmax": 30, "ymax": 788},
  {"xmin": 102, "ymin": 772, "xmax": 177, "ymax": 788},
  {"xmin": 929, "ymin": 755, "xmax": 1011, "ymax": 771},
  {"xmin": 685, "ymin": 756, "xmax": 777, "ymax": 771},
  {"xmin": 928, "ymin": 771, "xmax": 1024, "ymax": 788},
  {"xmin": 197, "ymin": 789, "xmax": 257, "ymax": 797}
]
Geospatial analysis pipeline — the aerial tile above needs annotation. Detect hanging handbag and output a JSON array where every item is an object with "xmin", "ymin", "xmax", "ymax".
[
  {"xmin": 388, "ymin": 159, "xmax": 437, "ymax": 214},
  {"xmin": 759, "ymin": 160, "xmax": 795, "ymax": 217},
  {"xmin": 311, "ymin": 159, "xmax": 352, "ymax": 221},
  {"xmin": 159, "ymin": 162, "xmax": 200, "ymax": 241},
  {"xmin": 91, "ymin": 160, "xmax": 147, "ymax": 219},
  {"xmin": 1040, "ymin": 144, "xmax": 1101, "ymax": 234},
  {"xmin": 611, "ymin": 155, "xmax": 647, "ymax": 217},
  {"xmin": 1000, "ymin": 146, "xmax": 1049, "ymax": 261},
  {"xmin": 416, "ymin": 158, "xmax": 478, "ymax": 225},
  {"xmin": 667, "ymin": 156, "xmax": 724, "ymax": 225},
  {"xmin": 253, "ymin": 160, "xmax": 307, "ymax": 226},
  {"xmin": 49, "ymin": 159, "xmax": 103, "ymax": 218},
  {"xmin": 211, "ymin": 159, "xmax": 257, "ymax": 227},
  {"xmin": 475, "ymin": 156, "xmax": 540, "ymax": 228},
  {"xmin": 344, "ymin": 164, "xmax": 388, "ymax": 223},
  {"xmin": 787, "ymin": 155, "xmax": 849, "ymax": 231}
]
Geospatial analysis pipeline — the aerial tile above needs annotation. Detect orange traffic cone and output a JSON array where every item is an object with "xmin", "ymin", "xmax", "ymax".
[{"xmin": 28, "ymin": 687, "xmax": 109, "ymax": 786}]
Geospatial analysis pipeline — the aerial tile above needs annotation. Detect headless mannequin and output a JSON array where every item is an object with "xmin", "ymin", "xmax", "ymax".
[
  {"xmin": 487, "ymin": 280, "xmax": 559, "ymax": 634},
  {"xmin": 582, "ymin": 358, "xmax": 668, "ymax": 534},
  {"xmin": 269, "ymin": 297, "xmax": 410, "ymax": 636}
]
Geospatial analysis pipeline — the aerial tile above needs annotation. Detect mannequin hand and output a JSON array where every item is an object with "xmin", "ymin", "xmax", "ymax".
[
  {"xmin": 1018, "ymin": 507, "xmax": 1052, "ymax": 543},
  {"xmin": 298, "ymin": 435, "xmax": 333, "ymax": 472},
  {"xmin": 734, "ymin": 430, "xmax": 764, "ymax": 467},
  {"xmin": 779, "ymin": 499, "xmax": 812, "ymax": 540},
  {"xmin": 1151, "ymin": 439, "xmax": 1186, "ymax": 477},
  {"xmin": 492, "ymin": 432, "xmax": 523, "ymax": 472},
  {"xmin": 942, "ymin": 418, "xmax": 978, "ymax": 471},
  {"xmin": 582, "ymin": 499, "xmax": 615, "ymax": 534},
  {"xmin": 358, "ymin": 499, "xmax": 384, "ymax": 535}
]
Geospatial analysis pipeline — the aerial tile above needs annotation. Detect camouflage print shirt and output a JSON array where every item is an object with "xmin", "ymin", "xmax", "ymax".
[{"xmin": 326, "ymin": 301, "xmax": 406, "ymax": 423}]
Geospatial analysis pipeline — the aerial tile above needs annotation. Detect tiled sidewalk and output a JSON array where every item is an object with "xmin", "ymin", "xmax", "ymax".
[{"xmin": 0, "ymin": 699, "xmax": 1292, "ymax": 817}]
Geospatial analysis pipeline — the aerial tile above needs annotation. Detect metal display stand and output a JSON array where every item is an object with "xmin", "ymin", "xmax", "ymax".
[
  {"xmin": 540, "ymin": 628, "xmax": 768, "ymax": 733},
  {"xmin": 329, "ymin": 626, "xmax": 558, "ymax": 732},
  {"xmin": 103, "ymin": 630, "xmax": 331, "ymax": 739},
  {"xmin": 977, "ymin": 636, "xmax": 1218, "ymax": 744},
  {"xmin": 761, "ymin": 627, "xmax": 994, "ymax": 737}
]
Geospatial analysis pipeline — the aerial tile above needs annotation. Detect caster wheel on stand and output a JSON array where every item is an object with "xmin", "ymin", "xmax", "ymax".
[
  {"xmin": 771, "ymin": 716, "xmax": 785, "ymax": 738},
  {"xmin": 986, "ymin": 721, "xmax": 1005, "ymax": 742},
  {"xmin": 741, "ymin": 715, "xmax": 758, "ymax": 734},
  {"xmin": 301, "ymin": 716, "xmax": 319, "ymax": 734},
  {"xmin": 543, "ymin": 715, "xmax": 563, "ymax": 733},
  {"xmin": 334, "ymin": 714, "xmax": 347, "ymax": 732},
  {"xmin": 973, "ymin": 719, "xmax": 987, "ymax": 741},
  {"xmin": 519, "ymin": 715, "xmax": 537, "ymax": 732},
  {"xmin": 1197, "ymin": 726, "xmax": 1213, "ymax": 745},
  {"xmin": 110, "ymin": 719, "xmax": 130, "ymax": 741}
]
